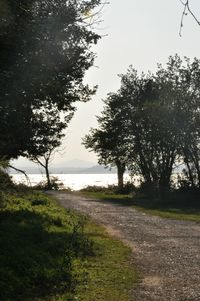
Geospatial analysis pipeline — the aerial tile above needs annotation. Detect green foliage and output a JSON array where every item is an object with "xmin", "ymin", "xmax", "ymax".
[
  {"xmin": 0, "ymin": 191, "xmax": 137, "ymax": 301},
  {"xmin": 0, "ymin": 192, "xmax": 94, "ymax": 300},
  {"xmin": 33, "ymin": 176, "xmax": 65, "ymax": 191},
  {"xmin": 0, "ymin": 191, "xmax": 7, "ymax": 209},
  {"xmin": 0, "ymin": 169, "xmax": 14, "ymax": 191},
  {"xmin": 80, "ymin": 182, "xmax": 135, "ymax": 194},
  {"xmin": 83, "ymin": 92, "xmax": 127, "ymax": 190},
  {"xmin": 80, "ymin": 185, "xmax": 119, "ymax": 193},
  {"xmin": 132, "ymin": 198, "xmax": 200, "ymax": 222},
  {"xmin": 83, "ymin": 55, "xmax": 200, "ymax": 197},
  {"xmin": 82, "ymin": 191, "xmax": 200, "ymax": 222},
  {"xmin": 0, "ymin": 0, "xmax": 101, "ymax": 159},
  {"xmin": 75, "ymin": 221, "xmax": 138, "ymax": 301}
]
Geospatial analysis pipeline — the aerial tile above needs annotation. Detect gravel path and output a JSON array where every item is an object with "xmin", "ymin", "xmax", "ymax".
[{"xmin": 49, "ymin": 192, "xmax": 200, "ymax": 301}]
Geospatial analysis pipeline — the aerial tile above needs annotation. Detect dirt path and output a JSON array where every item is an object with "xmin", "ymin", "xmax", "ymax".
[{"xmin": 49, "ymin": 192, "xmax": 200, "ymax": 301}]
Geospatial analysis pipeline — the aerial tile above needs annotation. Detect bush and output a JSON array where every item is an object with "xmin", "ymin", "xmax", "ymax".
[
  {"xmin": 0, "ymin": 191, "xmax": 7, "ymax": 208},
  {"xmin": 116, "ymin": 182, "xmax": 136, "ymax": 194},
  {"xmin": 80, "ymin": 182, "xmax": 136, "ymax": 195},
  {"xmin": 33, "ymin": 176, "xmax": 65, "ymax": 191},
  {"xmin": 136, "ymin": 181, "xmax": 160, "ymax": 199},
  {"xmin": 0, "ymin": 192, "xmax": 95, "ymax": 300},
  {"xmin": 50, "ymin": 176, "xmax": 65, "ymax": 190},
  {"xmin": 28, "ymin": 192, "xmax": 50, "ymax": 206},
  {"xmin": 171, "ymin": 186, "xmax": 200, "ymax": 206},
  {"xmin": 0, "ymin": 169, "xmax": 14, "ymax": 191},
  {"xmin": 80, "ymin": 185, "xmax": 117, "ymax": 194}
]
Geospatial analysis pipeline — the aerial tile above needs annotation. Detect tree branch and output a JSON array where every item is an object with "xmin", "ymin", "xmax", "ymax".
[
  {"xmin": 8, "ymin": 165, "xmax": 31, "ymax": 186},
  {"xmin": 179, "ymin": 0, "xmax": 200, "ymax": 36}
]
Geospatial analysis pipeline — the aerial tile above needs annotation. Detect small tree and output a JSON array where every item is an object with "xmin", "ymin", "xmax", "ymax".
[
  {"xmin": 83, "ymin": 93, "xmax": 128, "ymax": 191},
  {"xmin": 26, "ymin": 103, "xmax": 73, "ymax": 189},
  {"xmin": 31, "ymin": 148, "xmax": 57, "ymax": 190}
]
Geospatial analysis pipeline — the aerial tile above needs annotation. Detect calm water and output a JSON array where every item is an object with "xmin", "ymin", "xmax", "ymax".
[{"xmin": 11, "ymin": 173, "xmax": 133, "ymax": 191}]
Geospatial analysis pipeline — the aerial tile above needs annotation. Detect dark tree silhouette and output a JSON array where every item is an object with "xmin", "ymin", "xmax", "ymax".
[
  {"xmin": 84, "ymin": 55, "xmax": 200, "ymax": 196},
  {"xmin": 83, "ymin": 93, "xmax": 128, "ymax": 191},
  {"xmin": 26, "ymin": 104, "xmax": 73, "ymax": 189},
  {"xmin": 0, "ymin": 0, "xmax": 101, "ymax": 160}
]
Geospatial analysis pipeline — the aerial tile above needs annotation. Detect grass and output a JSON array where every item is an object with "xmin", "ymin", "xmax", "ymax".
[
  {"xmin": 75, "ymin": 221, "xmax": 138, "ymax": 301},
  {"xmin": 80, "ymin": 191, "xmax": 200, "ymax": 222},
  {"xmin": 0, "ymin": 190, "xmax": 137, "ymax": 301},
  {"xmin": 132, "ymin": 199, "xmax": 200, "ymax": 222},
  {"xmin": 79, "ymin": 191, "xmax": 131, "ymax": 201}
]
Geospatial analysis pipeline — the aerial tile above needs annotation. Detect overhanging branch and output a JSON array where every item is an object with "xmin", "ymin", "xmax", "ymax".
[
  {"xmin": 179, "ymin": 0, "xmax": 200, "ymax": 36},
  {"xmin": 8, "ymin": 165, "xmax": 31, "ymax": 186}
]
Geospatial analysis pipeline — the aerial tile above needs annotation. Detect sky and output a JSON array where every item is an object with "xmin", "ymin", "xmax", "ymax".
[{"xmin": 15, "ymin": 0, "xmax": 200, "ymax": 167}]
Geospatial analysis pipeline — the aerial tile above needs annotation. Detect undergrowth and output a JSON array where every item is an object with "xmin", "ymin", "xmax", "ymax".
[
  {"xmin": 80, "ymin": 190, "xmax": 200, "ymax": 222},
  {"xmin": 0, "ymin": 191, "xmax": 137, "ymax": 301}
]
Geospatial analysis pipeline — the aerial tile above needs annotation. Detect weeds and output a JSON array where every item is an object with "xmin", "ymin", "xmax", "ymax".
[
  {"xmin": 0, "ymin": 192, "xmax": 94, "ymax": 300},
  {"xmin": 0, "ymin": 190, "xmax": 137, "ymax": 301}
]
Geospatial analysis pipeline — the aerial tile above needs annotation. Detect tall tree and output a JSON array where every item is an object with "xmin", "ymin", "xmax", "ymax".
[
  {"xmin": 176, "ymin": 58, "xmax": 200, "ymax": 187},
  {"xmin": 84, "ymin": 55, "xmax": 200, "ymax": 196},
  {"xmin": 83, "ymin": 93, "xmax": 128, "ymax": 191},
  {"xmin": 118, "ymin": 59, "xmax": 190, "ymax": 195},
  {"xmin": 0, "ymin": 0, "xmax": 101, "ymax": 159}
]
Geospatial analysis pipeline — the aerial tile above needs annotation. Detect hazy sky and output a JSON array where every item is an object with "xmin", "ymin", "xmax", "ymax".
[{"xmin": 16, "ymin": 0, "xmax": 200, "ymax": 167}]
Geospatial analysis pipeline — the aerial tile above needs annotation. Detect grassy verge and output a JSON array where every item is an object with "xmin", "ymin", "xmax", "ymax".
[
  {"xmin": 0, "ymin": 191, "xmax": 137, "ymax": 301},
  {"xmin": 132, "ymin": 200, "xmax": 200, "ymax": 222},
  {"xmin": 80, "ymin": 192, "xmax": 200, "ymax": 222}
]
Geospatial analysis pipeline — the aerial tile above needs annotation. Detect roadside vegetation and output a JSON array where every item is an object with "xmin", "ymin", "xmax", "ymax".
[
  {"xmin": 0, "ymin": 172, "xmax": 137, "ymax": 301},
  {"xmin": 1, "ymin": 3, "xmax": 200, "ymax": 299},
  {"xmin": 79, "ymin": 185, "xmax": 200, "ymax": 223},
  {"xmin": 83, "ymin": 55, "xmax": 200, "ymax": 205}
]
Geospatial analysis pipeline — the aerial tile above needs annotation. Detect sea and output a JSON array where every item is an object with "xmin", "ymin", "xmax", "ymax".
[{"xmin": 11, "ymin": 173, "xmax": 134, "ymax": 191}]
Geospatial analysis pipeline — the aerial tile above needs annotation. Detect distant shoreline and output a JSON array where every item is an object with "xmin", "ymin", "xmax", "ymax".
[
  {"xmin": 9, "ymin": 171, "xmax": 119, "ymax": 175},
  {"xmin": 9, "ymin": 171, "xmax": 121, "ymax": 175},
  {"xmin": 8, "ymin": 165, "xmax": 118, "ymax": 175}
]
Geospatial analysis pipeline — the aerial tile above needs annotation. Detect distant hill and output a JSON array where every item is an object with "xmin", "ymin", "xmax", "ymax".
[
  {"xmin": 9, "ymin": 162, "xmax": 117, "ymax": 175},
  {"xmin": 59, "ymin": 159, "xmax": 95, "ymax": 168},
  {"xmin": 9, "ymin": 158, "xmax": 97, "ymax": 174},
  {"xmin": 79, "ymin": 165, "xmax": 116, "ymax": 174}
]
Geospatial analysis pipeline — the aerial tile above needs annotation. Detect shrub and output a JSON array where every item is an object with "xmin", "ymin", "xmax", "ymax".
[
  {"xmin": 80, "ymin": 185, "xmax": 117, "ymax": 194},
  {"xmin": 0, "ymin": 192, "xmax": 95, "ymax": 300},
  {"xmin": 80, "ymin": 182, "xmax": 136, "ymax": 195},
  {"xmin": 0, "ymin": 191, "xmax": 6, "ymax": 208},
  {"xmin": 33, "ymin": 176, "xmax": 65, "ymax": 191},
  {"xmin": 116, "ymin": 182, "xmax": 136, "ymax": 194},
  {"xmin": 0, "ymin": 169, "xmax": 14, "ymax": 191},
  {"xmin": 29, "ymin": 193, "xmax": 50, "ymax": 206}
]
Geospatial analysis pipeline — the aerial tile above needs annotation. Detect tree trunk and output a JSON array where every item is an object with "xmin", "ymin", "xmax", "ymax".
[
  {"xmin": 185, "ymin": 160, "xmax": 195, "ymax": 187},
  {"xmin": 116, "ymin": 161, "xmax": 125, "ymax": 192},
  {"xmin": 45, "ymin": 161, "xmax": 51, "ymax": 190}
]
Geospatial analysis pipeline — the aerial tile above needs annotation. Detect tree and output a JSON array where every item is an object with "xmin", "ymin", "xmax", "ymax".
[
  {"xmin": 0, "ymin": 0, "xmax": 101, "ymax": 160},
  {"xmin": 26, "ymin": 103, "xmax": 73, "ymax": 189},
  {"xmin": 118, "ymin": 57, "xmax": 199, "ymax": 195},
  {"xmin": 176, "ymin": 58, "xmax": 200, "ymax": 188},
  {"xmin": 84, "ymin": 55, "xmax": 200, "ymax": 197},
  {"xmin": 83, "ymin": 93, "xmax": 128, "ymax": 191},
  {"xmin": 83, "ymin": 66, "xmax": 181, "ymax": 194},
  {"xmin": 30, "ymin": 148, "xmax": 58, "ymax": 190}
]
